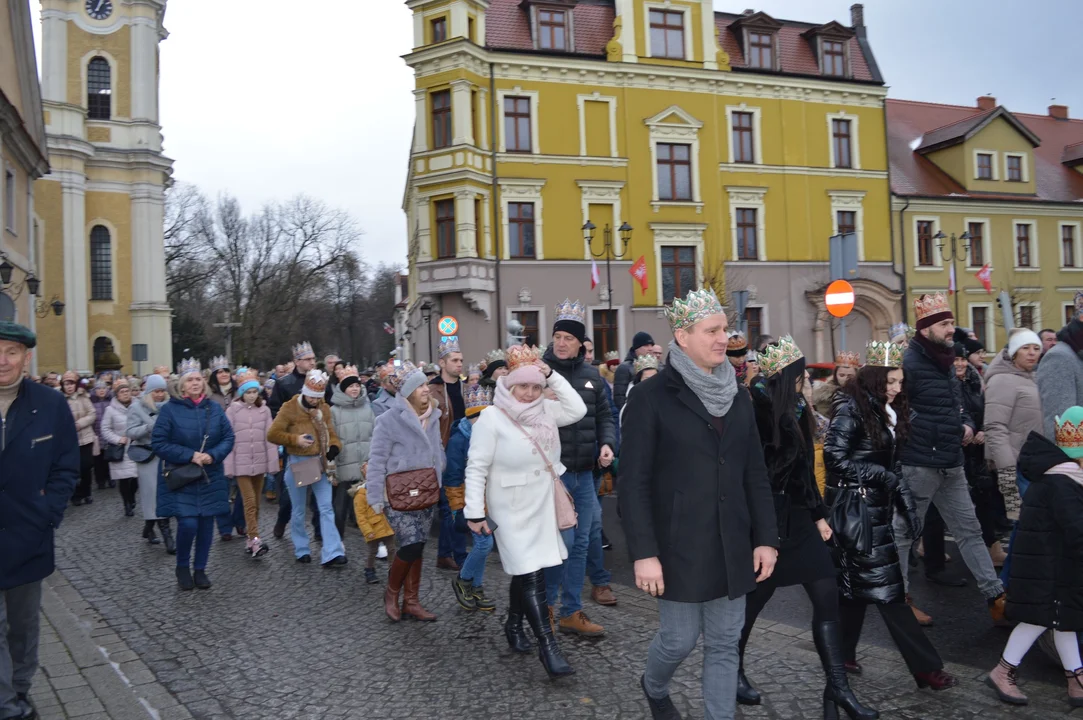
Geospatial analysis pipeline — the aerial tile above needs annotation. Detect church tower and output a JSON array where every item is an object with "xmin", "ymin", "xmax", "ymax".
[{"xmin": 34, "ymin": 0, "xmax": 172, "ymax": 374}]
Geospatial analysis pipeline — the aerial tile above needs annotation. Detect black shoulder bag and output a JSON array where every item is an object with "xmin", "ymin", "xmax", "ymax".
[
  {"xmin": 828, "ymin": 474, "xmax": 872, "ymax": 556},
  {"xmin": 164, "ymin": 407, "xmax": 211, "ymax": 491}
]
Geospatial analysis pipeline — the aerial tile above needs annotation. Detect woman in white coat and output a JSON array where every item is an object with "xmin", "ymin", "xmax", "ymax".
[
  {"xmin": 101, "ymin": 378, "xmax": 139, "ymax": 517},
  {"xmin": 463, "ymin": 345, "xmax": 586, "ymax": 680}
]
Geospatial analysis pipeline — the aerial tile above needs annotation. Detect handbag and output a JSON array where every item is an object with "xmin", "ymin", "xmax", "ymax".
[
  {"xmin": 290, "ymin": 455, "xmax": 324, "ymax": 488},
  {"xmin": 828, "ymin": 481, "xmax": 872, "ymax": 556},
  {"xmin": 386, "ymin": 467, "xmax": 440, "ymax": 512},
  {"xmin": 164, "ymin": 434, "xmax": 209, "ymax": 491},
  {"xmin": 500, "ymin": 408, "xmax": 577, "ymax": 530},
  {"xmin": 103, "ymin": 443, "xmax": 125, "ymax": 463},
  {"xmin": 128, "ymin": 445, "xmax": 155, "ymax": 464}
]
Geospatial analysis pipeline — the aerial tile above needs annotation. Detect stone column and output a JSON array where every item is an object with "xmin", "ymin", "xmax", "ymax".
[
  {"xmin": 413, "ymin": 89, "xmax": 429, "ymax": 152},
  {"xmin": 39, "ymin": 11, "xmax": 67, "ymax": 103},
  {"xmin": 61, "ymin": 173, "xmax": 90, "ymax": 374},
  {"xmin": 129, "ymin": 182, "xmax": 172, "ymax": 369},
  {"xmin": 129, "ymin": 19, "xmax": 159, "ymax": 122},
  {"xmin": 451, "ymin": 80, "xmax": 474, "ymax": 146},
  {"xmin": 415, "ymin": 196, "xmax": 432, "ymax": 263},
  {"xmin": 455, "ymin": 190, "xmax": 478, "ymax": 258}
]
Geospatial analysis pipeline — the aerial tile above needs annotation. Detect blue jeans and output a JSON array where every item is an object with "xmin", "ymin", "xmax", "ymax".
[
  {"xmin": 217, "ymin": 477, "xmax": 246, "ymax": 536},
  {"xmin": 587, "ymin": 473, "xmax": 611, "ymax": 587},
  {"xmin": 284, "ymin": 456, "xmax": 345, "ymax": 563},
  {"xmin": 459, "ymin": 530, "xmax": 494, "ymax": 588},
  {"xmin": 438, "ymin": 488, "xmax": 468, "ymax": 566},
  {"xmin": 176, "ymin": 516, "xmax": 215, "ymax": 570},
  {"xmin": 277, "ymin": 466, "xmax": 320, "ymax": 531},
  {"xmin": 545, "ymin": 470, "xmax": 599, "ymax": 618},
  {"xmin": 263, "ymin": 474, "xmax": 275, "ymax": 493},
  {"xmin": 1000, "ymin": 469, "xmax": 1031, "ymax": 586}
]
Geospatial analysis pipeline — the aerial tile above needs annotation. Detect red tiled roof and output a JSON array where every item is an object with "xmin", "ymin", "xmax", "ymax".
[
  {"xmin": 887, "ymin": 99, "xmax": 1083, "ymax": 203},
  {"xmin": 483, "ymin": 1, "xmax": 879, "ymax": 82}
]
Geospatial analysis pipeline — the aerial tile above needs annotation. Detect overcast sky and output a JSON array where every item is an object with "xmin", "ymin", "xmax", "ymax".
[{"xmin": 32, "ymin": 0, "xmax": 1083, "ymax": 271}]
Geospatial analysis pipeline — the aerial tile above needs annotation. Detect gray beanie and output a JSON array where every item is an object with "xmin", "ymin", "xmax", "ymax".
[
  {"xmin": 400, "ymin": 368, "xmax": 428, "ymax": 400},
  {"xmin": 143, "ymin": 374, "xmax": 168, "ymax": 393}
]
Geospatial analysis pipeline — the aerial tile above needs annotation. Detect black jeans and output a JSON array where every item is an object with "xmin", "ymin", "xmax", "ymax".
[
  {"xmin": 839, "ymin": 597, "xmax": 942, "ymax": 674},
  {"xmin": 922, "ymin": 503, "xmax": 947, "ymax": 575},
  {"xmin": 72, "ymin": 444, "xmax": 94, "ymax": 501}
]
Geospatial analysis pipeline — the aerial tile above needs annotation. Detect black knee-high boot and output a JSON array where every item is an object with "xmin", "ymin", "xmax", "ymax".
[
  {"xmin": 505, "ymin": 575, "xmax": 532, "ymax": 653},
  {"xmin": 143, "ymin": 520, "xmax": 160, "ymax": 544},
  {"xmin": 158, "ymin": 519, "xmax": 176, "ymax": 555},
  {"xmin": 520, "ymin": 570, "xmax": 574, "ymax": 679},
  {"xmin": 737, "ymin": 630, "xmax": 762, "ymax": 705},
  {"xmin": 815, "ymin": 621, "xmax": 879, "ymax": 720},
  {"xmin": 119, "ymin": 478, "xmax": 137, "ymax": 516}
]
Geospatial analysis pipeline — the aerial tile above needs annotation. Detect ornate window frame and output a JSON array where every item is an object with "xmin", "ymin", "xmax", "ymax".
[
  {"xmin": 826, "ymin": 111, "xmax": 860, "ymax": 170},
  {"xmin": 498, "ymin": 178, "xmax": 546, "ymax": 260},
  {"xmin": 828, "ymin": 190, "xmax": 866, "ymax": 261},
  {"xmin": 650, "ymin": 222, "xmax": 706, "ymax": 307},
  {"xmin": 726, "ymin": 186, "xmax": 767, "ymax": 262},
  {"xmin": 645, "ymin": 105, "xmax": 703, "ymax": 212},
  {"xmin": 725, "ymin": 104, "xmax": 763, "ymax": 165},
  {"xmin": 496, "ymin": 87, "xmax": 541, "ymax": 155}
]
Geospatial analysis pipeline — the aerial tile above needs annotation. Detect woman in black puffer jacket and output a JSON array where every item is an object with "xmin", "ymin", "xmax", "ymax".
[{"xmin": 824, "ymin": 348, "xmax": 955, "ymax": 691}]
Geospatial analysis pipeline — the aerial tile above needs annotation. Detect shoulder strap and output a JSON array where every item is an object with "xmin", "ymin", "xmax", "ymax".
[{"xmin": 499, "ymin": 408, "xmax": 560, "ymax": 482}]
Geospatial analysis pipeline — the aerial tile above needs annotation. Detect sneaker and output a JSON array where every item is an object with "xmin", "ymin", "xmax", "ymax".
[
  {"xmin": 364, "ymin": 568, "xmax": 379, "ymax": 585},
  {"xmin": 471, "ymin": 585, "xmax": 496, "ymax": 612},
  {"xmin": 251, "ymin": 538, "xmax": 269, "ymax": 559},
  {"xmin": 16, "ymin": 692, "xmax": 36, "ymax": 720},
  {"xmin": 244, "ymin": 538, "xmax": 254, "ymax": 555},
  {"xmin": 591, "ymin": 585, "xmax": 618, "ymax": 606},
  {"xmin": 558, "ymin": 610, "xmax": 605, "ymax": 637},
  {"xmin": 322, "ymin": 555, "xmax": 348, "ymax": 568},
  {"xmin": 376, "ymin": 542, "xmax": 388, "ymax": 560},
  {"xmin": 452, "ymin": 576, "xmax": 477, "ymax": 610},
  {"xmin": 641, "ymin": 675, "xmax": 682, "ymax": 719}
]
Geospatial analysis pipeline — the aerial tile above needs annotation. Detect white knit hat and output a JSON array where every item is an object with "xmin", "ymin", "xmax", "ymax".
[{"xmin": 1007, "ymin": 328, "xmax": 1042, "ymax": 358}]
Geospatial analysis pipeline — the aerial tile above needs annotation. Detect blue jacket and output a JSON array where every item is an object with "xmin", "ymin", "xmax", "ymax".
[
  {"xmin": 1, "ymin": 379, "xmax": 79, "ymax": 590},
  {"xmin": 152, "ymin": 395, "xmax": 235, "ymax": 518},
  {"xmin": 443, "ymin": 417, "xmax": 473, "ymax": 488}
]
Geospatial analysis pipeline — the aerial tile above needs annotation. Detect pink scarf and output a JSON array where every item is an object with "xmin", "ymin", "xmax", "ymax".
[
  {"xmin": 415, "ymin": 401, "xmax": 434, "ymax": 430},
  {"xmin": 494, "ymin": 376, "xmax": 558, "ymax": 455}
]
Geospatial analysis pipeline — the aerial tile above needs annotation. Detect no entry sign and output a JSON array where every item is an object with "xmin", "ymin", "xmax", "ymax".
[
  {"xmin": 438, "ymin": 316, "xmax": 458, "ymax": 336},
  {"xmin": 825, "ymin": 280, "xmax": 855, "ymax": 319}
]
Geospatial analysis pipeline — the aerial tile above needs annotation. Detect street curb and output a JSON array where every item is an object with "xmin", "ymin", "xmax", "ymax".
[{"xmin": 41, "ymin": 573, "xmax": 184, "ymax": 720}]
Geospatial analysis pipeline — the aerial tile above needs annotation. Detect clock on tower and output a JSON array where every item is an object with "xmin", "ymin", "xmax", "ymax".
[{"xmin": 85, "ymin": 0, "xmax": 113, "ymax": 21}]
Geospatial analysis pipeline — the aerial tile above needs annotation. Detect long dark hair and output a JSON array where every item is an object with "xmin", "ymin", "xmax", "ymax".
[
  {"xmin": 838, "ymin": 365, "xmax": 911, "ymax": 448},
  {"xmin": 208, "ymin": 369, "xmax": 231, "ymax": 396},
  {"xmin": 763, "ymin": 358, "xmax": 813, "ymax": 448}
]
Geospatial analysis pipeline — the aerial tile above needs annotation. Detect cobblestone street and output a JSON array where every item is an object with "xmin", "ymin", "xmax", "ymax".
[{"xmin": 33, "ymin": 489, "xmax": 1078, "ymax": 720}]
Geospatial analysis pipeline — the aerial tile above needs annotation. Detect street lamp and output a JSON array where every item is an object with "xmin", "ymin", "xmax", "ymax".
[
  {"xmin": 25, "ymin": 274, "xmax": 40, "ymax": 296},
  {"xmin": 935, "ymin": 230, "xmax": 972, "ymax": 319},
  {"xmin": 420, "ymin": 301, "xmax": 434, "ymax": 362},
  {"xmin": 583, "ymin": 220, "xmax": 634, "ymax": 311},
  {"xmin": 0, "ymin": 257, "xmax": 12, "ymax": 285},
  {"xmin": 35, "ymin": 295, "xmax": 65, "ymax": 319}
]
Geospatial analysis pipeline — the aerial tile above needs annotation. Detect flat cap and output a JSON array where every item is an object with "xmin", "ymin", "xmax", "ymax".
[{"xmin": 0, "ymin": 321, "xmax": 36, "ymax": 349}]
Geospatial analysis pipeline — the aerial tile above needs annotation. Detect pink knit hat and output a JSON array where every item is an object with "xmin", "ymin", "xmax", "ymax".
[
  {"xmin": 506, "ymin": 364, "xmax": 546, "ymax": 388},
  {"xmin": 504, "ymin": 345, "xmax": 546, "ymax": 387}
]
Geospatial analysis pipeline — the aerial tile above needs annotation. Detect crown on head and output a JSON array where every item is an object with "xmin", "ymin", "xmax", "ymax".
[
  {"xmin": 209, "ymin": 355, "xmax": 229, "ymax": 372},
  {"xmin": 438, "ymin": 339, "xmax": 461, "ymax": 359},
  {"xmin": 759, "ymin": 336, "xmax": 804, "ymax": 377},
  {"xmin": 424, "ymin": 362, "xmax": 440, "ymax": 375},
  {"xmin": 889, "ymin": 322, "xmax": 913, "ymax": 341},
  {"xmin": 467, "ymin": 363, "xmax": 480, "ymax": 377},
  {"xmin": 555, "ymin": 298, "xmax": 586, "ymax": 325},
  {"xmin": 484, "ymin": 349, "xmax": 506, "ymax": 364},
  {"xmin": 914, "ymin": 292, "xmax": 951, "ymax": 323},
  {"xmin": 465, "ymin": 383, "xmax": 493, "ymax": 411},
  {"xmin": 1056, "ymin": 411, "xmax": 1083, "ymax": 455},
  {"xmin": 304, "ymin": 369, "xmax": 328, "ymax": 394},
  {"xmin": 864, "ymin": 341, "xmax": 904, "ymax": 368},
  {"xmin": 727, "ymin": 331, "xmax": 749, "ymax": 353},
  {"xmin": 390, "ymin": 362, "xmax": 421, "ymax": 392},
  {"xmin": 341, "ymin": 364, "xmax": 359, "ymax": 380},
  {"xmin": 665, "ymin": 288, "xmax": 725, "ymax": 331},
  {"xmin": 237, "ymin": 368, "xmax": 260, "ymax": 384},
  {"xmin": 633, "ymin": 354, "xmax": 659, "ymax": 375},
  {"xmin": 377, "ymin": 362, "xmax": 395, "ymax": 380},
  {"xmin": 603, "ymin": 350, "xmax": 620, "ymax": 362},
  {"xmin": 506, "ymin": 344, "xmax": 543, "ymax": 372},
  {"xmin": 178, "ymin": 357, "xmax": 201, "ymax": 377},
  {"xmin": 292, "ymin": 341, "xmax": 315, "ymax": 361},
  {"xmin": 835, "ymin": 351, "xmax": 862, "ymax": 368}
]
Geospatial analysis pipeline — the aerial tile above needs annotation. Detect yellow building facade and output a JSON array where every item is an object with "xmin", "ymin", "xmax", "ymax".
[
  {"xmin": 888, "ymin": 97, "xmax": 1083, "ymax": 350},
  {"xmin": 402, "ymin": 0, "xmax": 900, "ymax": 363},
  {"xmin": 33, "ymin": 0, "xmax": 173, "ymax": 375}
]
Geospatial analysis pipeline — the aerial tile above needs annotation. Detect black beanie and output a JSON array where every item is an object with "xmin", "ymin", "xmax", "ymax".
[
  {"xmin": 481, "ymin": 359, "xmax": 506, "ymax": 380},
  {"xmin": 631, "ymin": 331, "xmax": 654, "ymax": 352},
  {"xmin": 953, "ymin": 342, "xmax": 967, "ymax": 359},
  {"xmin": 339, "ymin": 375, "xmax": 363, "ymax": 392},
  {"xmin": 553, "ymin": 319, "xmax": 586, "ymax": 344},
  {"xmin": 963, "ymin": 337, "xmax": 984, "ymax": 356}
]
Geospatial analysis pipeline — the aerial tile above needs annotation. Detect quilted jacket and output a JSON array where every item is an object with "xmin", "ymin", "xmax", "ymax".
[
  {"xmin": 224, "ymin": 401, "xmax": 278, "ymax": 478},
  {"xmin": 152, "ymin": 394, "xmax": 234, "ymax": 518},
  {"xmin": 330, "ymin": 385, "xmax": 375, "ymax": 484},
  {"xmin": 366, "ymin": 394, "xmax": 444, "ymax": 509}
]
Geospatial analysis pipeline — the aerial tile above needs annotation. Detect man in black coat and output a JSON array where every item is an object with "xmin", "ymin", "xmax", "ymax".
[
  {"xmin": 542, "ymin": 300, "xmax": 617, "ymax": 637},
  {"xmin": 620, "ymin": 290, "xmax": 777, "ymax": 720},
  {"xmin": 893, "ymin": 293, "xmax": 1007, "ymax": 624},
  {"xmin": 612, "ymin": 331, "xmax": 654, "ymax": 411},
  {"xmin": 0, "ymin": 322, "xmax": 79, "ymax": 720}
]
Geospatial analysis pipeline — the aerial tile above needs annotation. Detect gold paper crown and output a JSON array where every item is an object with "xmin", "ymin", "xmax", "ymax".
[
  {"xmin": 914, "ymin": 292, "xmax": 951, "ymax": 323},
  {"xmin": 292, "ymin": 340, "xmax": 314, "ymax": 361},
  {"xmin": 178, "ymin": 357, "xmax": 201, "ymax": 377},
  {"xmin": 633, "ymin": 354, "xmax": 659, "ymax": 375},
  {"xmin": 424, "ymin": 362, "xmax": 440, "ymax": 375},
  {"xmin": 603, "ymin": 350, "xmax": 620, "ymax": 362},
  {"xmin": 759, "ymin": 336, "xmax": 804, "ymax": 377},
  {"xmin": 390, "ymin": 362, "xmax": 422, "ymax": 392},
  {"xmin": 341, "ymin": 364, "xmax": 360, "ymax": 379},
  {"xmin": 664, "ymin": 288, "xmax": 725, "ymax": 331},
  {"xmin": 237, "ymin": 368, "xmax": 260, "ymax": 385},
  {"xmin": 864, "ymin": 341, "xmax": 904, "ymax": 368},
  {"xmin": 727, "ymin": 332, "xmax": 748, "ymax": 353},
  {"xmin": 465, "ymin": 383, "xmax": 493, "ymax": 412},
  {"xmin": 835, "ymin": 351, "xmax": 862, "ymax": 368},
  {"xmin": 889, "ymin": 322, "xmax": 914, "ymax": 342},
  {"xmin": 467, "ymin": 363, "xmax": 481, "ymax": 377},
  {"xmin": 555, "ymin": 298, "xmax": 586, "ymax": 325},
  {"xmin": 377, "ymin": 362, "xmax": 395, "ymax": 380},
  {"xmin": 1056, "ymin": 412, "xmax": 1083, "ymax": 454},
  {"xmin": 304, "ymin": 369, "xmax": 328, "ymax": 394},
  {"xmin": 209, "ymin": 355, "xmax": 229, "ymax": 372},
  {"xmin": 505, "ymin": 344, "xmax": 543, "ymax": 372},
  {"xmin": 484, "ymin": 349, "xmax": 506, "ymax": 365}
]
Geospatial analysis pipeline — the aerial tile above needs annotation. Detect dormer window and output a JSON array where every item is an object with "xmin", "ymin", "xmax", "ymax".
[
  {"xmin": 803, "ymin": 21, "xmax": 855, "ymax": 78},
  {"xmin": 747, "ymin": 32, "xmax": 774, "ymax": 69},
  {"xmin": 730, "ymin": 12, "xmax": 783, "ymax": 71},
  {"xmin": 538, "ymin": 8, "xmax": 567, "ymax": 50},
  {"xmin": 822, "ymin": 40, "xmax": 846, "ymax": 76}
]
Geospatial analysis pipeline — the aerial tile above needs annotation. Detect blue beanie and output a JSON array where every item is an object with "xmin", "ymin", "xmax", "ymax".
[
  {"xmin": 143, "ymin": 374, "xmax": 168, "ymax": 393},
  {"xmin": 237, "ymin": 379, "xmax": 262, "ymax": 397}
]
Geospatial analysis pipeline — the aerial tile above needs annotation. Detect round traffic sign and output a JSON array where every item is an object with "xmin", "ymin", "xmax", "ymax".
[
  {"xmin": 438, "ymin": 316, "xmax": 458, "ymax": 336},
  {"xmin": 825, "ymin": 280, "xmax": 855, "ymax": 319}
]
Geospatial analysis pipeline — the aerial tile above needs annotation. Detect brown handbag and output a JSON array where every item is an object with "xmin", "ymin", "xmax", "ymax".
[{"xmin": 386, "ymin": 467, "xmax": 440, "ymax": 512}]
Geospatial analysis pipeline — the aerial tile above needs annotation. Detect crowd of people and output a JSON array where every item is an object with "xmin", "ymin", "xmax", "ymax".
[{"xmin": 5, "ymin": 286, "xmax": 1083, "ymax": 720}]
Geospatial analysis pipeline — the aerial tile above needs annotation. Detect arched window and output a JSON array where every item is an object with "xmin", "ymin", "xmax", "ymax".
[
  {"xmin": 90, "ymin": 225, "xmax": 112, "ymax": 300},
  {"xmin": 87, "ymin": 57, "xmax": 111, "ymax": 120}
]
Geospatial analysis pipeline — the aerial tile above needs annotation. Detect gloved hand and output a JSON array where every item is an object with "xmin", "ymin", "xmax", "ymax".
[
  {"xmin": 370, "ymin": 503, "xmax": 384, "ymax": 515},
  {"xmin": 326, "ymin": 446, "xmax": 340, "ymax": 462}
]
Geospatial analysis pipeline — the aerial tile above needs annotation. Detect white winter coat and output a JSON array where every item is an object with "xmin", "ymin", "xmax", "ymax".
[
  {"xmin": 463, "ymin": 371, "xmax": 587, "ymax": 576},
  {"xmin": 100, "ymin": 397, "xmax": 136, "ymax": 479}
]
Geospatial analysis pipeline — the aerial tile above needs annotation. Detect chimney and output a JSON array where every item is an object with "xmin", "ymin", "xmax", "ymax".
[
  {"xmin": 1050, "ymin": 104, "xmax": 1069, "ymax": 120},
  {"xmin": 977, "ymin": 96, "xmax": 997, "ymax": 112},
  {"xmin": 742, "ymin": 9, "xmax": 755, "ymax": 16},
  {"xmin": 850, "ymin": 4, "xmax": 864, "ymax": 28}
]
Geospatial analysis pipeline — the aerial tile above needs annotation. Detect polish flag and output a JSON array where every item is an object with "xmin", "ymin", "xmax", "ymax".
[
  {"xmin": 948, "ymin": 263, "xmax": 956, "ymax": 295},
  {"xmin": 975, "ymin": 263, "xmax": 992, "ymax": 294},
  {"xmin": 590, "ymin": 259, "xmax": 600, "ymax": 290}
]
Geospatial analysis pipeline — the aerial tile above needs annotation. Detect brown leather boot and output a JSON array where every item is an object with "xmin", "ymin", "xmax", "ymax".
[
  {"xmin": 384, "ymin": 556, "xmax": 410, "ymax": 622},
  {"xmin": 401, "ymin": 559, "xmax": 437, "ymax": 621},
  {"xmin": 906, "ymin": 594, "xmax": 933, "ymax": 627}
]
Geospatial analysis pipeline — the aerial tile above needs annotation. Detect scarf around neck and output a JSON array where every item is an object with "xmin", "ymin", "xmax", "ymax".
[
  {"xmin": 913, "ymin": 332, "xmax": 956, "ymax": 372},
  {"xmin": 494, "ymin": 375, "xmax": 558, "ymax": 455},
  {"xmin": 1048, "ymin": 461, "xmax": 1083, "ymax": 489},
  {"xmin": 667, "ymin": 340, "xmax": 737, "ymax": 417}
]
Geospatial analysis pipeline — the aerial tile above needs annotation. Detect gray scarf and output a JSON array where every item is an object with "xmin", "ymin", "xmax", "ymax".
[{"xmin": 667, "ymin": 340, "xmax": 738, "ymax": 417}]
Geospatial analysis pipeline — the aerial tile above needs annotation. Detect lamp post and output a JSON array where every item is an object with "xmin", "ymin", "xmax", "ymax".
[
  {"xmin": 420, "ymin": 301, "xmax": 434, "ymax": 362},
  {"xmin": 935, "ymin": 230, "xmax": 972, "ymax": 320},
  {"xmin": 403, "ymin": 329, "xmax": 413, "ymax": 362},
  {"xmin": 583, "ymin": 220, "xmax": 633, "ymax": 311}
]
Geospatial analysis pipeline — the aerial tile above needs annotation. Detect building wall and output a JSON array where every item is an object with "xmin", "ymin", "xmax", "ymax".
[{"xmin": 33, "ymin": 177, "xmax": 65, "ymax": 369}]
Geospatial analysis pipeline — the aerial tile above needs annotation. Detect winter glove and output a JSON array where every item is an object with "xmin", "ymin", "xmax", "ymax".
[{"xmin": 326, "ymin": 446, "xmax": 340, "ymax": 462}]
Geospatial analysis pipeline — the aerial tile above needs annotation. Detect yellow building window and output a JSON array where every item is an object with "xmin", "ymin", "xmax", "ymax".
[
  {"xmin": 432, "ymin": 17, "xmax": 447, "ymax": 43},
  {"xmin": 657, "ymin": 144, "xmax": 692, "ymax": 201},
  {"xmin": 435, "ymin": 200, "xmax": 456, "ymax": 259},
  {"xmin": 431, "ymin": 91, "xmax": 452, "ymax": 149},
  {"xmin": 649, "ymin": 10, "xmax": 685, "ymax": 60}
]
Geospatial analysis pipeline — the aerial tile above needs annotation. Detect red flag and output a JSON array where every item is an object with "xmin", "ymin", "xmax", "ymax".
[
  {"xmin": 630, "ymin": 255, "xmax": 649, "ymax": 295},
  {"xmin": 975, "ymin": 263, "xmax": 992, "ymax": 294},
  {"xmin": 948, "ymin": 263, "xmax": 956, "ymax": 295},
  {"xmin": 590, "ymin": 258, "xmax": 600, "ymax": 290}
]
